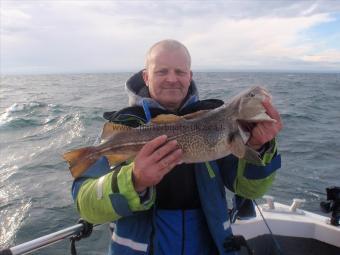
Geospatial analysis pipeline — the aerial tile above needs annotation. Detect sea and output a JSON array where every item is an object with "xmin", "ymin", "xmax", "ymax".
[{"xmin": 0, "ymin": 72, "xmax": 339, "ymax": 254}]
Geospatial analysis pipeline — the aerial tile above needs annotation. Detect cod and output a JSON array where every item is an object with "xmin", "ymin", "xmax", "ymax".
[{"xmin": 64, "ymin": 86, "xmax": 276, "ymax": 178}]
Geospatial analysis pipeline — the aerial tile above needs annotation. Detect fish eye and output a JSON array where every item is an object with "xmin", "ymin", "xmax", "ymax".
[{"xmin": 248, "ymin": 92, "xmax": 255, "ymax": 97}]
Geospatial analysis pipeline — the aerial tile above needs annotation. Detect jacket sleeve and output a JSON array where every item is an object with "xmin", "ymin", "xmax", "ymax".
[
  {"xmin": 70, "ymin": 109, "xmax": 156, "ymax": 224},
  {"xmin": 218, "ymin": 139, "xmax": 281, "ymax": 199},
  {"xmin": 71, "ymin": 157, "xmax": 155, "ymax": 224}
]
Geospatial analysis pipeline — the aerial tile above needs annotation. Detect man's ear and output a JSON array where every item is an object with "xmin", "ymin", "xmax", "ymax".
[
  {"xmin": 142, "ymin": 69, "xmax": 149, "ymax": 87},
  {"xmin": 190, "ymin": 70, "xmax": 193, "ymax": 82}
]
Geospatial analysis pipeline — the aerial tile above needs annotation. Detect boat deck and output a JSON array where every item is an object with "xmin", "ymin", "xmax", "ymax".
[{"xmin": 232, "ymin": 202, "xmax": 340, "ymax": 255}]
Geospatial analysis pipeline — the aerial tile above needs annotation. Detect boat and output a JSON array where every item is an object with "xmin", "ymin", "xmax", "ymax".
[
  {"xmin": 232, "ymin": 193, "xmax": 340, "ymax": 255},
  {"xmin": 1, "ymin": 187, "xmax": 339, "ymax": 255}
]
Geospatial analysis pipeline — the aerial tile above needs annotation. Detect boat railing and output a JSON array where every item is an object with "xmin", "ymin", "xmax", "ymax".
[{"xmin": 0, "ymin": 219, "xmax": 97, "ymax": 255}]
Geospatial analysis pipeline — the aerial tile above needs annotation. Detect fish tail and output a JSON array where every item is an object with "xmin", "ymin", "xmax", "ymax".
[{"xmin": 63, "ymin": 146, "xmax": 98, "ymax": 178}]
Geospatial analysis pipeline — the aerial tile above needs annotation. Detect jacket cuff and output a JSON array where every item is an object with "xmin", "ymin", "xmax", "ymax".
[
  {"xmin": 233, "ymin": 139, "xmax": 280, "ymax": 199},
  {"xmin": 76, "ymin": 173, "xmax": 121, "ymax": 223},
  {"xmin": 245, "ymin": 138, "xmax": 277, "ymax": 166},
  {"xmin": 117, "ymin": 162, "xmax": 155, "ymax": 211},
  {"xmin": 262, "ymin": 139, "xmax": 277, "ymax": 163}
]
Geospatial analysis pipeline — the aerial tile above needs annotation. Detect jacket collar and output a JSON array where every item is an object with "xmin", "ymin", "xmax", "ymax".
[{"xmin": 125, "ymin": 70, "xmax": 199, "ymax": 113}]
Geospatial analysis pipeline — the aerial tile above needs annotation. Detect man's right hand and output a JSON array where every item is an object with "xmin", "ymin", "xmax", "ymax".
[{"xmin": 132, "ymin": 135, "xmax": 183, "ymax": 193}]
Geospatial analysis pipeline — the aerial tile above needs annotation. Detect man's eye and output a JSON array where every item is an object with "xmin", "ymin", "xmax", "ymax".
[
  {"xmin": 176, "ymin": 70, "xmax": 186, "ymax": 75},
  {"xmin": 156, "ymin": 70, "xmax": 167, "ymax": 75}
]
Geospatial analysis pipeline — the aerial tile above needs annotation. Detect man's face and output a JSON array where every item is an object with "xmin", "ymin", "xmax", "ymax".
[{"xmin": 143, "ymin": 47, "xmax": 192, "ymax": 111}]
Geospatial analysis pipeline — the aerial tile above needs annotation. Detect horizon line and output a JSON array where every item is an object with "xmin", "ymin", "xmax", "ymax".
[{"xmin": 1, "ymin": 69, "xmax": 339, "ymax": 76}]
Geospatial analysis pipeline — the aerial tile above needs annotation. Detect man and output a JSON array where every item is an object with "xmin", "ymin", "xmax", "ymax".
[{"xmin": 72, "ymin": 39, "xmax": 282, "ymax": 254}]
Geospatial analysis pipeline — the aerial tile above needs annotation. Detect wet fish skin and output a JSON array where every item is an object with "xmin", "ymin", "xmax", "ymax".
[{"xmin": 63, "ymin": 86, "xmax": 275, "ymax": 178}]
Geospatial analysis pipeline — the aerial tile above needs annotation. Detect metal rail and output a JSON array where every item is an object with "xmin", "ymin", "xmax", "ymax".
[{"xmin": 0, "ymin": 222, "xmax": 94, "ymax": 255}]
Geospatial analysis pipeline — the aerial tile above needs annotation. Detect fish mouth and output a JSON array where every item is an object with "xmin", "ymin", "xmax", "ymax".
[{"xmin": 237, "ymin": 120, "xmax": 256, "ymax": 144}]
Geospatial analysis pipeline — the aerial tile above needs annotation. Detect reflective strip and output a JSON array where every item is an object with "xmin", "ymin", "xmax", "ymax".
[
  {"xmin": 96, "ymin": 176, "xmax": 105, "ymax": 199},
  {"xmin": 223, "ymin": 219, "xmax": 230, "ymax": 230},
  {"xmin": 243, "ymin": 154, "xmax": 281, "ymax": 179},
  {"xmin": 112, "ymin": 232, "xmax": 148, "ymax": 252},
  {"xmin": 205, "ymin": 162, "xmax": 215, "ymax": 178}
]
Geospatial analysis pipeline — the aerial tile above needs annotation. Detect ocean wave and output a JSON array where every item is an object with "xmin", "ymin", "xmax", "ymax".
[
  {"xmin": 280, "ymin": 113, "xmax": 315, "ymax": 121},
  {"xmin": 0, "ymin": 164, "xmax": 18, "ymax": 184},
  {"xmin": 0, "ymin": 102, "xmax": 45, "ymax": 127},
  {"xmin": 0, "ymin": 117, "xmax": 42, "ymax": 129},
  {"xmin": 14, "ymin": 111, "xmax": 89, "ymax": 162},
  {"xmin": 0, "ymin": 173, "xmax": 31, "ymax": 247},
  {"xmin": 5, "ymin": 102, "xmax": 46, "ymax": 113},
  {"xmin": 33, "ymin": 112, "xmax": 86, "ymax": 156},
  {"xmin": 0, "ymin": 102, "xmax": 62, "ymax": 129},
  {"xmin": 0, "ymin": 198, "xmax": 31, "ymax": 247}
]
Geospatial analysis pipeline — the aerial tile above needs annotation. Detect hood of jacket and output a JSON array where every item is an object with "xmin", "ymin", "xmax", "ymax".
[{"xmin": 125, "ymin": 70, "xmax": 199, "ymax": 112}]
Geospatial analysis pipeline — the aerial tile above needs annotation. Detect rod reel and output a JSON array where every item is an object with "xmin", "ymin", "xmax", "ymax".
[{"xmin": 320, "ymin": 186, "xmax": 340, "ymax": 226}]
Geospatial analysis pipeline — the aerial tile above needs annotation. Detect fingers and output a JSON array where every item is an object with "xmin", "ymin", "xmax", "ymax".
[
  {"xmin": 151, "ymin": 140, "xmax": 179, "ymax": 162},
  {"xmin": 132, "ymin": 135, "xmax": 183, "ymax": 192},
  {"xmin": 140, "ymin": 135, "xmax": 168, "ymax": 156},
  {"xmin": 252, "ymin": 122, "xmax": 274, "ymax": 144},
  {"xmin": 248, "ymin": 119, "xmax": 281, "ymax": 150},
  {"xmin": 247, "ymin": 96, "xmax": 282, "ymax": 150},
  {"xmin": 157, "ymin": 148, "xmax": 183, "ymax": 172},
  {"xmin": 248, "ymin": 123, "xmax": 268, "ymax": 149}
]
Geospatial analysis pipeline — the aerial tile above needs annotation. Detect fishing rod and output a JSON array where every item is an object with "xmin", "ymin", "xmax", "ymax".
[
  {"xmin": 253, "ymin": 200, "xmax": 284, "ymax": 255},
  {"xmin": 229, "ymin": 196, "xmax": 283, "ymax": 255},
  {"xmin": 0, "ymin": 219, "xmax": 97, "ymax": 255}
]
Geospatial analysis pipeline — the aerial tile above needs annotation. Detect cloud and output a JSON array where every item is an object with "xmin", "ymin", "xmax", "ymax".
[
  {"xmin": 302, "ymin": 49, "xmax": 340, "ymax": 62},
  {"xmin": 185, "ymin": 14, "xmax": 333, "ymax": 64},
  {"xmin": 1, "ymin": 8, "xmax": 31, "ymax": 34},
  {"xmin": 1, "ymin": 1, "xmax": 340, "ymax": 74}
]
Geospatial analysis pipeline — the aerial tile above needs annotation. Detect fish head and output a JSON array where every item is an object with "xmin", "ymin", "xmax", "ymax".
[{"xmin": 228, "ymin": 86, "xmax": 276, "ymax": 143}]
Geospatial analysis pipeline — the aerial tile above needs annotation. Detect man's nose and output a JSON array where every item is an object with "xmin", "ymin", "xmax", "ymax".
[{"xmin": 165, "ymin": 71, "xmax": 177, "ymax": 82}]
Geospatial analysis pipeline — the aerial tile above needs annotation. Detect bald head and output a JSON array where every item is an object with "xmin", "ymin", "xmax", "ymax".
[
  {"xmin": 145, "ymin": 39, "xmax": 191, "ymax": 70},
  {"xmin": 142, "ymin": 39, "xmax": 193, "ymax": 112}
]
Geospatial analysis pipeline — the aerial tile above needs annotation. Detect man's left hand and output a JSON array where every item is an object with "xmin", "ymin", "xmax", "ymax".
[{"xmin": 247, "ymin": 98, "xmax": 283, "ymax": 150}]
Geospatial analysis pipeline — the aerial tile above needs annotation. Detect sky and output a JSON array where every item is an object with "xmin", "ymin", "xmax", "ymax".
[{"xmin": 1, "ymin": 0, "xmax": 340, "ymax": 74}]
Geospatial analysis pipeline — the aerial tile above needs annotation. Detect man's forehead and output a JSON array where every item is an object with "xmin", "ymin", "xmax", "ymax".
[
  {"xmin": 145, "ymin": 40, "xmax": 192, "ymax": 69},
  {"xmin": 149, "ymin": 47, "xmax": 190, "ymax": 68},
  {"xmin": 150, "ymin": 45, "xmax": 188, "ymax": 59}
]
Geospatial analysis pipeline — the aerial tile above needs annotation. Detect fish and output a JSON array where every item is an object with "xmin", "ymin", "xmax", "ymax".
[{"xmin": 63, "ymin": 86, "xmax": 276, "ymax": 178}]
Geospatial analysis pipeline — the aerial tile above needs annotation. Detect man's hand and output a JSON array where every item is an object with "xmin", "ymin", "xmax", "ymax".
[
  {"xmin": 247, "ymin": 98, "xmax": 283, "ymax": 150},
  {"xmin": 132, "ymin": 135, "xmax": 183, "ymax": 192}
]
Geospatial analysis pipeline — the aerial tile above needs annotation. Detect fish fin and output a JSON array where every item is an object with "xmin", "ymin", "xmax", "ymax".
[
  {"xmin": 151, "ymin": 114, "xmax": 183, "ymax": 124},
  {"xmin": 150, "ymin": 110, "xmax": 211, "ymax": 124},
  {"xmin": 229, "ymin": 133, "xmax": 263, "ymax": 165},
  {"xmin": 106, "ymin": 153, "xmax": 134, "ymax": 165},
  {"xmin": 243, "ymin": 146, "xmax": 264, "ymax": 166},
  {"xmin": 229, "ymin": 133, "xmax": 246, "ymax": 158},
  {"xmin": 63, "ymin": 146, "xmax": 98, "ymax": 178},
  {"xmin": 182, "ymin": 110, "xmax": 210, "ymax": 120},
  {"xmin": 101, "ymin": 122, "xmax": 131, "ymax": 141}
]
